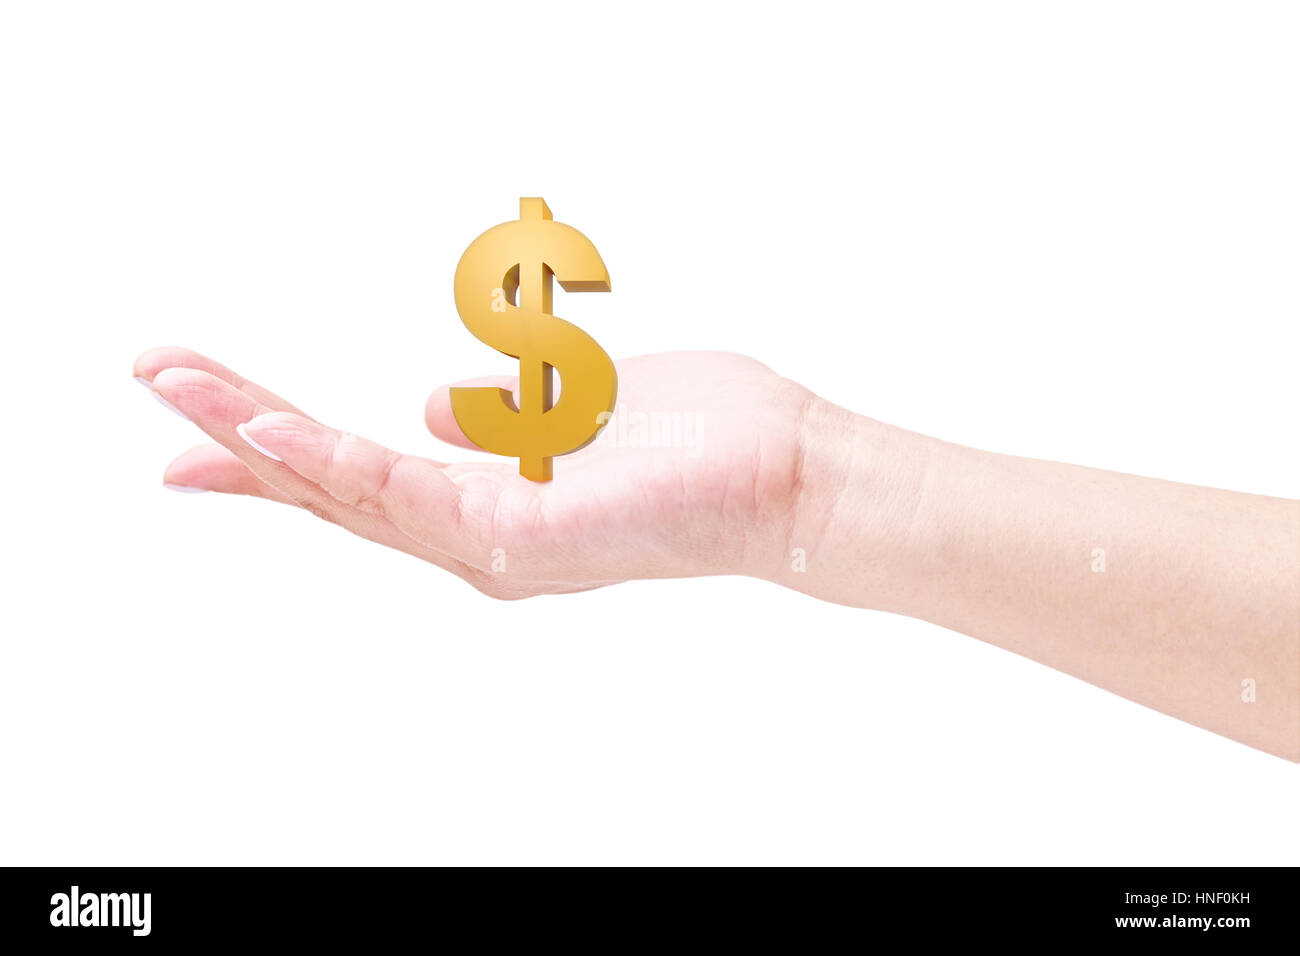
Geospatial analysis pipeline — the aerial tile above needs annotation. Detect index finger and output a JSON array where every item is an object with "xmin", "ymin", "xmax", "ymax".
[{"xmin": 133, "ymin": 346, "xmax": 313, "ymax": 418}]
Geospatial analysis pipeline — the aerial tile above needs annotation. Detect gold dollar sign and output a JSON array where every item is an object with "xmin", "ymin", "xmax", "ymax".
[{"xmin": 450, "ymin": 198, "xmax": 617, "ymax": 481}]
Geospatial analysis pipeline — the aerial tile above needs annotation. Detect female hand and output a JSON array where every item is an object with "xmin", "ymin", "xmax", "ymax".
[{"xmin": 134, "ymin": 347, "xmax": 815, "ymax": 599}]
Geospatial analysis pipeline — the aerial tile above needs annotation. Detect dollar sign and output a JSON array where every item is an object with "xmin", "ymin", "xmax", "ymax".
[{"xmin": 451, "ymin": 198, "xmax": 617, "ymax": 481}]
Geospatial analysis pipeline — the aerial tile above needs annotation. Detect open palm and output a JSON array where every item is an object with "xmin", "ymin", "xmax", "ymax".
[{"xmin": 136, "ymin": 348, "xmax": 812, "ymax": 597}]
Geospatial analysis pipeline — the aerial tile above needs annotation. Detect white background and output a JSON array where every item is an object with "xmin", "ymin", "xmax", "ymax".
[{"xmin": 1, "ymin": 2, "xmax": 1296, "ymax": 864}]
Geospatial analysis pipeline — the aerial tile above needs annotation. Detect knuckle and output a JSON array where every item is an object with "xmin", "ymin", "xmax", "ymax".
[
  {"xmin": 368, "ymin": 449, "xmax": 402, "ymax": 512},
  {"xmin": 325, "ymin": 433, "xmax": 398, "ymax": 516}
]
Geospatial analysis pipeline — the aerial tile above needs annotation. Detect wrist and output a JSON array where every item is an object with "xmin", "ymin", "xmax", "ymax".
[{"xmin": 762, "ymin": 394, "xmax": 936, "ymax": 612}]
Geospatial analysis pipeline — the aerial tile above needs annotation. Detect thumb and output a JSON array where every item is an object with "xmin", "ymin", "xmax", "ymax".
[{"xmin": 424, "ymin": 375, "xmax": 518, "ymax": 450}]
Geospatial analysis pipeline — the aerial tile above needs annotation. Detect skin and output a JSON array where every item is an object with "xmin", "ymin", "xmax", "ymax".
[{"xmin": 134, "ymin": 346, "xmax": 1300, "ymax": 761}]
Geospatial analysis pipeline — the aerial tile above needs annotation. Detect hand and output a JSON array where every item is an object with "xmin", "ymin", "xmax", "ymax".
[
  {"xmin": 135, "ymin": 345, "xmax": 1300, "ymax": 758},
  {"xmin": 134, "ymin": 348, "xmax": 815, "ymax": 598}
]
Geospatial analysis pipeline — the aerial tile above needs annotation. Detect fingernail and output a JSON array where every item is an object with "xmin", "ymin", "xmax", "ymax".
[
  {"xmin": 164, "ymin": 483, "xmax": 209, "ymax": 494},
  {"xmin": 236, "ymin": 422, "xmax": 283, "ymax": 462},
  {"xmin": 134, "ymin": 375, "xmax": 152, "ymax": 388},
  {"xmin": 152, "ymin": 390, "xmax": 189, "ymax": 421}
]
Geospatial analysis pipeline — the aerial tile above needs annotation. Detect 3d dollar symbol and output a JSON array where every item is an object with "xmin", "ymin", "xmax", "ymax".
[{"xmin": 451, "ymin": 198, "xmax": 617, "ymax": 481}]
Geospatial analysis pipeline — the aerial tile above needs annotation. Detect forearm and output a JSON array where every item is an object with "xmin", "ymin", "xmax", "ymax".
[{"xmin": 772, "ymin": 397, "xmax": 1300, "ymax": 760}]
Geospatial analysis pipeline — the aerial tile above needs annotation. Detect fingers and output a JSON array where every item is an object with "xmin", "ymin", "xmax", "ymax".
[
  {"xmin": 163, "ymin": 444, "xmax": 298, "ymax": 503},
  {"xmin": 149, "ymin": 366, "xmax": 496, "ymax": 578},
  {"xmin": 236, "ymin": 410, "xmax": 483, "ymax": 562},
  {"xmin": 424, "ymin": 375, "xmax": 518, "ymax": 450},
  {"xmin": 150, "ymin": 367, "xmax": 345, "ymax": 514},
  {"xmin": 134, "ymin": 346, "xmax": 311, "ymax": 418},
  {"xmin": 149, "ymin": 366, "xmax": 473, "ymax": 574},
  {"xmin": 137, "ymin": 353, "xmax": 545, "ymax": 596},
  {"xmin": 136, "ymin": 345, "xmax": 314, "ymax": 504}
]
